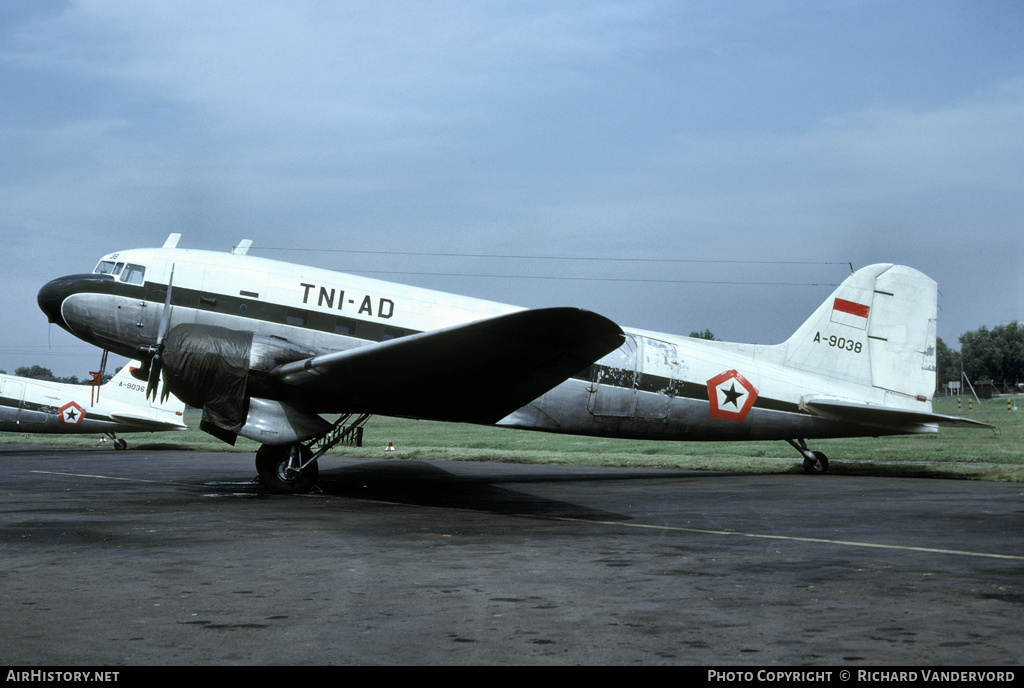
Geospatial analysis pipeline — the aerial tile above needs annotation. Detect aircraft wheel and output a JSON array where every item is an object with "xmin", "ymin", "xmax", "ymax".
[
  {"xmin": 114, "ymin": 438, "xmax": 128, "ymax": 450},
  {"xmin": 255, "ymin": 444, "xmax": 319, "ymax": 494},
  {"xmin": 803, "ymin": 451, "xmax": 829, "ymax": 475}
]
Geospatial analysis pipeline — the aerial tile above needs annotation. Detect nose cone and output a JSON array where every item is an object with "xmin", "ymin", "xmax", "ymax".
[
  {"xmin": 38, "ymin": 273, "xmax": 110, "ymax": 332},
  {"xmin": 38, "ymin": 276, "xmax": 72, "ymax": 328}
]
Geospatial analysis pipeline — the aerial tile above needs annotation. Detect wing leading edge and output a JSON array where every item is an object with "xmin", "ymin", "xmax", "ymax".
[{"xmin": 272, "ymin": 307, "xmax": 625, "ymax": 424}]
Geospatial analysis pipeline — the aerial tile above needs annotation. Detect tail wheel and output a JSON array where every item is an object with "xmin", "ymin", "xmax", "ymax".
[
  {"xmin": 803, "ymin": 451, "xmax": 829, "ymax": 475},
  {"xmin": 255, "ymin": 444, "xmax": 319, "ymax": 494}
]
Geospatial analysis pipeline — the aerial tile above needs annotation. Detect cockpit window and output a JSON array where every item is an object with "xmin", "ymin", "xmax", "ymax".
[
  {"xmin": 95, "ymin": 260, "xmax": 145, "ymax": 284},
  {"xmin": 121, "ymin": 264, "xmax": 146, "ymax": 285}
]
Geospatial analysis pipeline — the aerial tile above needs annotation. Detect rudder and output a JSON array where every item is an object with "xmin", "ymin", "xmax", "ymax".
[{"xmin": 783, "ymin": 264, "xmax": 938, "ymax": 403}]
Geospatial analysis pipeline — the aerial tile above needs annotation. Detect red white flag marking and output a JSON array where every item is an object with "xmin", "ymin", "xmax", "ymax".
[{"xmin": 831, "ymin": 298, "xmax": 870, "ymax": 329}]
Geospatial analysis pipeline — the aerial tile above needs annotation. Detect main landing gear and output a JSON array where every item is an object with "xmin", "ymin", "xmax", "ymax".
[
  {"xmin": 786, "ymin": 438, "xmax": 829, "ymax": 475},
  {"xmin": 254, "ymin": 413, "xmax": 371, "ymax": 494},
  {"xmin": 255, "ymin": 443, "xmax": 318, "ymax": 494}
]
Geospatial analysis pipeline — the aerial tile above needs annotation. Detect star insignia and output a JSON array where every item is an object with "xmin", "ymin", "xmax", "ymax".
[
  {"xmin": 706, "ymin": 370, "xmax": 759, "ymax": 422},
  {"xmin": 720, "ymin": 382, "xmax": 745, "ymax": 407},
  {"xmin": 58, "ymin": 401, "xmax": 86, "ymax": 426}
]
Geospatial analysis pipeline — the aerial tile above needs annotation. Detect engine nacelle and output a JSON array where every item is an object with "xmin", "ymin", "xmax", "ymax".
[
  {"xmin": 157, "ymin": 323, "xmax": 324, "ymax": 444},
  {"xmin": 246, "ymin": 333, "xmax": 321, "ymax": 398},
  {"xmin": 249, "ymin": 333, "xmax": 320, "ymax": 373},
  {"xmin": 237, "ymin": 397, "xmax": 333, "ymax": 445}
]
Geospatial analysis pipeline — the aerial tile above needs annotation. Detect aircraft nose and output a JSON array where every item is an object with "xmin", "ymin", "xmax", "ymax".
[{"xmin": 37, "ymin": 276, "xmax": 75, "ymax": 329}]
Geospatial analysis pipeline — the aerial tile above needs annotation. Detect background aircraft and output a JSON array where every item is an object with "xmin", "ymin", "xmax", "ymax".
[
  {"xmin": 0, "ymin": 360, "xmax": 187, "ymax": 449},
  {"xmin": 37, "ymin": 235, "xmax": 990, "ymax": 492}
]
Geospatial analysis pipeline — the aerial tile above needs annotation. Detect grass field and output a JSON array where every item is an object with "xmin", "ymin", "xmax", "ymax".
[{"xmin": 3, "ymin": 396, "xmax": 1021, "ymax": 482}]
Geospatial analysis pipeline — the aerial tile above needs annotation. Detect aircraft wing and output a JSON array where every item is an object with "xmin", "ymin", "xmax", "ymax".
[
  {"xmin": 271, "ymin": 307, "xmax": 624, "ymax": 424},
  {"xmin": 800, "ymin": 396, "xmax": 996, "ymax": 431},
  {"xmin": 107, "ymin": 413, "xmax": 187, "ymax": 431}
]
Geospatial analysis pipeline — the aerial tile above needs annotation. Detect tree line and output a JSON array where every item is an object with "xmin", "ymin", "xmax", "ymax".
[
  {"xmin": 688, "ymin": 324, "xmax": 1022, "ymax": 390},
  {"xmin": 937, "ymin": 321, "xmax": 1023, "ymax": 390},
  {"xmin": 0, "ymin": 365, "xmax": 113, "ymax": 385},
  {"xmin": 4, "ymin": 322, "xmax": 1019, "ymax": 391}
]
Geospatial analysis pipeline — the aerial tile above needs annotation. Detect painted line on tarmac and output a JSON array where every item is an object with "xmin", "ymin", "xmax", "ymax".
[
  {"xmin": 34, "ymin": 469, "xmax": 1022, "ymax": 562},
  {"xmin": 543, "ymin": 515, "xmax": 1024, "ymax": 561},
  {"xmin": 32, "ymin": 470, "xmax": 192, "ymax": 487},
  {"xmin": 349, "ymin": 493, "xmax": 1024, "ymax": 561}
]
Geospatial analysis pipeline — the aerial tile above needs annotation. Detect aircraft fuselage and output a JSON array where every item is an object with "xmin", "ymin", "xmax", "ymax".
[{"xmin": 38, "ymin": 241, "xmax": 942, "ymax": 446}]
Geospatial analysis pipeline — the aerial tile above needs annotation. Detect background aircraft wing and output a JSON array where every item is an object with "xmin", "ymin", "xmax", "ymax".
[
  {"xmin": 107, "ymin": 413, "xmax": 187, "ymax": 431},
  {"xmin": 271, "ymin": 307, "xmax": 624, "ymax": 424}
]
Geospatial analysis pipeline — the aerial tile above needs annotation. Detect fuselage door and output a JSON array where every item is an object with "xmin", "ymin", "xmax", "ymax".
[
  {"xmin": 109, "ymin": 262, "xmax": 157, "ymax": 347},
  {"xmin": 587, "ymin": 334, "xmax": 639, "ymax": 417},
  {"xmin": 0, "ymin": 379, "xmax": 25, "ymax": 424},
  {"xmin": 0, "ymin": 379, "xmax": 45, "ymax": 426},
  {"xmin": 635, "ymin": 336, "xmax": 683, "ymax": 420}
]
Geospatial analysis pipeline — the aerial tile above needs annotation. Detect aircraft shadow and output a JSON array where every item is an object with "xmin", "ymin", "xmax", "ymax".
[{"xmin": 309, "ymin": 460, "xmax": 702, "ymax": 523}]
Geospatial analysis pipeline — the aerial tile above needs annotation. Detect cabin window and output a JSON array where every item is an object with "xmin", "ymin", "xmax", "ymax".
[
  {"xmin": 381, "ymin": 326, "xmax": 409, "ymax": 341},
  {"xmin": 334, "ymin": 317, "xmax": 357, "ymax": 335},
  {"xmin": 121, "ymin": 264, "xmax": 146, "ymax": 285}
]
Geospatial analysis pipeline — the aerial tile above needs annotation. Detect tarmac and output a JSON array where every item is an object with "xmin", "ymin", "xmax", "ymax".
[{"xmin": 1, "ymin": 444, "xmax": 1022, "ymax": 666}]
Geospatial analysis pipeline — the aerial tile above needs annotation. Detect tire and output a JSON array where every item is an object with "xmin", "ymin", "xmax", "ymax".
[
  {"xmin": 803, "ymin": 451, "xmax": 829, "ymax": 475},
  {"xmin": 255, "ymin": 444, "xmax": 319, "ymax": 494}
]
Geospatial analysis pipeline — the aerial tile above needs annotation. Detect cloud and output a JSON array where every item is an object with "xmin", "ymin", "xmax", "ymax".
[{"xmin": 0, "ymin": 1, "xmax": 1021, "ymax": 375}]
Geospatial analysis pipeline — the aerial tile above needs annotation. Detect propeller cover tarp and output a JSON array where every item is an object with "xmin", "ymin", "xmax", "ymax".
[{"xmin": 161, "ymin": 324, "xmax": 253, "ymax": 441}]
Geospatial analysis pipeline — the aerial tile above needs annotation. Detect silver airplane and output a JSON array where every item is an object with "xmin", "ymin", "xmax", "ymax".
[
  {"xmin": 0, "ymin": 360, "xmax": 186, "ymax": 448},
  {"xmin": 37, "ymin": 234, "xmax": 990, "ymax": 492}
]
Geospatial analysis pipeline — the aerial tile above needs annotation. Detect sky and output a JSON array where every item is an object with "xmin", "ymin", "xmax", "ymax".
[{"xmin": 1, "ymin": 0, "xmax": 1021, "ymax": 378}]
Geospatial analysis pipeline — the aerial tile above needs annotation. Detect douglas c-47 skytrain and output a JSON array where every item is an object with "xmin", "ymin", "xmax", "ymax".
[
  {"xmin": 0, "ymin": 361, "xmax": 186, "ymax": 448},
  {"xmin": 37, "ymin": 234, "xmax": 991, "ymax": 493}
]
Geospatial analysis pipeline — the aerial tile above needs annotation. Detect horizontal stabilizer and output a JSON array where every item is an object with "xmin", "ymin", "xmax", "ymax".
[
  {"xmin": 108, "ymin": 412, "xmax": 186, "ymax": 431},
  {"xmin": 272, "ymin": 307, "xmax": 625, "ymax": 424},
  {"xmin": 801, "ymin": 396, "xmax": 996, "ymax": 432}
]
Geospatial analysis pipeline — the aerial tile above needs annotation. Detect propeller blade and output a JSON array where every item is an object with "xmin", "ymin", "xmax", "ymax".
[
  {"xmin": 155, "ymin": 263, "xmax": 175, "ymax": 344},
  {"xmin": 147, "ymin": 264, "xmax": 174, "ymax": 401},
  {"xmin": 146, "ymin": 355, "xmax": 162, "ymax": 401}
]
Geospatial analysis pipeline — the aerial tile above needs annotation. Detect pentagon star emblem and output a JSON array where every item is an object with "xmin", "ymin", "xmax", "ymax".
[
  {"xmin": 58, "ymin": 401, "xmax": 87, "ymax": 426},
  {"xmin": 706, "ymin": 370, "xmax": 758, "ymax": 422}
]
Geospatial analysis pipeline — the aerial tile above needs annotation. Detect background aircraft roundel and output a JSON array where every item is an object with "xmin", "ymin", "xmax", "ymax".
[
  {"xmin": 59, "ymin": 401, "xmax": 86, "ymax": 426},
  {"xmin": 706, "ymin": 370, "xmax": 758, "ymax": 422}
]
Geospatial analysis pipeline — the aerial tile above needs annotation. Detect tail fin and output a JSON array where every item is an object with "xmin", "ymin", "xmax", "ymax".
[
  {"xmin": 103, "ymin": 361, "xmax": 147, "ymax": 396},
  {"xmin": 103, "ymin": 360, "xmax": 186, "ymax": 414},
  {"xmin": 783, "ymin": 264, "xmax": 937, "ymax": 403}
]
